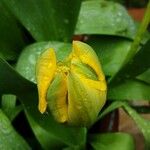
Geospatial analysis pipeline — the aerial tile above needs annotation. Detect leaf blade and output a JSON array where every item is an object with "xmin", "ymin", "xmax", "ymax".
[
  {"xmin": 0, "ymin": 1, "xmax": 25, "ymax": 60},
  {"xmin": 75, "ymin": 0, "xmax": 136, "ymax": 38},
  {"xmin": 3, "ymin": 0, "xmax": 81, "ymax": 41},
  {"xmin": 0, "ymin": 110, "xmax": 30, "ymax": 150},
  {"xmin": 110, "ymin": 39, "xmax": 150, "ymax": 85},
  {"xmin": 89, "ymin": 132, "xmax": 135, "ymax": 150},
  {"xmin": 123, "ymin": 103, "xmax": 150, "ymax": 150},
  {"xmin": 108, "ymin": 79, "xmax": 150, "ymax": 100}
]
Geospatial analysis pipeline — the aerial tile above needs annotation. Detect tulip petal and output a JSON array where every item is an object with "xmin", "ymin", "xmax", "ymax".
[
  {"xmin": 72, "ymin": 41, "xmax": 105, "ymax": 81},
  {"xmin": 71, "ymin": 59, "xmax": 98, "ymax": 80},
  {"xmin": 47, "ymin": 73, "xmax": 68, "ymax": 123},
  {"xmin": 79, "ymin": 77, "xmax": 107, "ymax": 91},
  {"xmin": 36, "ymin": 48, "xmax": 56, "ymax": 113},
  {"xmin": 70, "ymin": 58, "xmax": 107, "ymax": 91},
  {"xmin": 67, "ymin": 72, "xmax": 106, "ymax": 127}
]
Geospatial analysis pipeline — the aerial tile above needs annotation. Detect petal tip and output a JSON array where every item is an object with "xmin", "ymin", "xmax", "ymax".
[{"xmin": 38, "ymin": 102, "xmax": 47, "ymax": 114}]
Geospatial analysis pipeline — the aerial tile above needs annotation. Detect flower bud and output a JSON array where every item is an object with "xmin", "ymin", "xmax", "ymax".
[{"xmin": 36, "ymin": 41, "xmax": 107, "ymax": 127}]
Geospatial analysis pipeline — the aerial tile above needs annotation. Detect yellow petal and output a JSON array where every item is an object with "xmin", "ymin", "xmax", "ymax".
[
  {"xmin": 67, "ymin": 71, "xmax": 106, "ymax": 127},
  {"xmin": 72, "ymin": 41, "xmax": 105, "ymax": 81},
  {"xmin": 71, "ymin": 58, "xmax": 98, "ymax": 81},
  {"xmin": 66, "ymin": 41, "xmax": 107, "ymax": 127},
  {"xmin": 80, "ymin": 77, "xmax": 107, "ymax": 91},
  {"xmin": 36, "ymin": 48, "xmax": 56, "ymax": 113},
  {"xmin": 47, "ymin": 73, "xmax": 68, "ymax": 123}
]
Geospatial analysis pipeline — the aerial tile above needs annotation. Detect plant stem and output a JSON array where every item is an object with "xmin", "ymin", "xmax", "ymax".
[
  {"xmin": 124, "ymin": 0, "xmax": 150, "ymax": 65},
  {"xmin": 109, "ymin": 1, "xmax": 150, "ymax": 84}
]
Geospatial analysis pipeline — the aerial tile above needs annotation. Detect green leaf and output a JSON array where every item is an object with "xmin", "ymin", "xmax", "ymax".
[
  {"xmin": 0, "ymin": 109, "xmax": 30, "ymax": 149},
  {"xmin": 108, "ymin": 79, "xmax": 150, "ymax": 100},
  {"xmin": 126, "ymin": 39, "xmax": 150, "ymax": 77},
  {"xmin": 89, "ymin": 132, "xmax": 135, "ymax": 150},
  {"xmin": 86, "ymin": 36, "xmax": 132, "ymax": 76},
  {"xmin": 110, "ymin": 39, "xmax": 150, "ymax": 84},
  {"xmin": 123, "ymin": 103, "xmax": 150, "ymax": 150},
  {"xmin": 75, "ymin": 0, "xmax": 136, "ymax": 38},
  {"xmin": 137, "ymin": 69, "xmax": 150, "ymax": 84},
  {"xmin": 16, "ymin": 41, "xmax": 72, "ymax": 83},
  {"xmin": 1, "ymin": 94, "xmax": 22, "ymax": 121},
  {"xmin": 63, "ymin": 145, "xmax": 84, "ymax": 150},
  {"xmin": 3, "ymin": 0, "xmax": 81, "ymax": 42},
  {"xmin": 2, "ymin": 95, "xmax": 16, "ymax": 109},
  {"xmin": 28, "ymin": 110, "xmax": 86, "ymax": 150},
  {"xmin": 0, "ymin": 1, "xmax": 25, "ymax": 60},
  {"xmin": 98, "ymin": 101, "xmax": 124, "ymax": 119},
  {"xmin": 22, "ymin": 92, "xmax": 86, "ymax": 149},
  {"xmin": 26, "ymin": 113, "xmax": 66, "ymax": 150},
  {"xmin": 0, "ymin": 57, "xmax": 36, "ymax": 95}
]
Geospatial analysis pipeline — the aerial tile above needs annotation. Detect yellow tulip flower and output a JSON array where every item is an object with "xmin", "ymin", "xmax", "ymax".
[{"xmin": 36, "ymin": 41, "xmax": 107, "ymax": 127}]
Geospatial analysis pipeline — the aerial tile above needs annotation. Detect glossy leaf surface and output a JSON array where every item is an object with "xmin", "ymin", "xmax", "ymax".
[
  {"xmin": 75, "ymin": 0, "xmax": 136, "ymax": 38},
  {"xmin": 3, "ymin": 0, "xmax": 81, "ymax": 42},
  {"xmin": 0, "ymin": 110, "xmax": 30, "ymax": 150},
  {"xmin": 89, "ymin": 132, "xmax": 135, "ymax": 150},
  {"xmin": 0, "ymin": 1, "xmax": 25, "ymax": 60}
]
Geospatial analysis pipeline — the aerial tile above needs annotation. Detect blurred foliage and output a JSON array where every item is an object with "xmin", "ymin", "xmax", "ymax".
[{"xmin": 107, "ymin": 0, "xmax": 148, "ymax": 7}]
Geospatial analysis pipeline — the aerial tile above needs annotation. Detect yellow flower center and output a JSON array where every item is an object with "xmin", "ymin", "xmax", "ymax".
[{"xmin": 56, "ymin": 62, "xmax": 70, "ymax": 75}]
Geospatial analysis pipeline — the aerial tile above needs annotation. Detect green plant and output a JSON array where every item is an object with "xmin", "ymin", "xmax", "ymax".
[{"xmin": 0, "ymin": 0, "xmax": 150, "ymax": 149}]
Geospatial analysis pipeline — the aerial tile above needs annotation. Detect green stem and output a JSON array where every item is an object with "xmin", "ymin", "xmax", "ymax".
[
  {"xmin": 124, "ymin": 0, "xmax": 150, "ymax": 65},
  {"xmin": 109, "ymin": 1, "xmax": 150, "ymax": 84}
]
